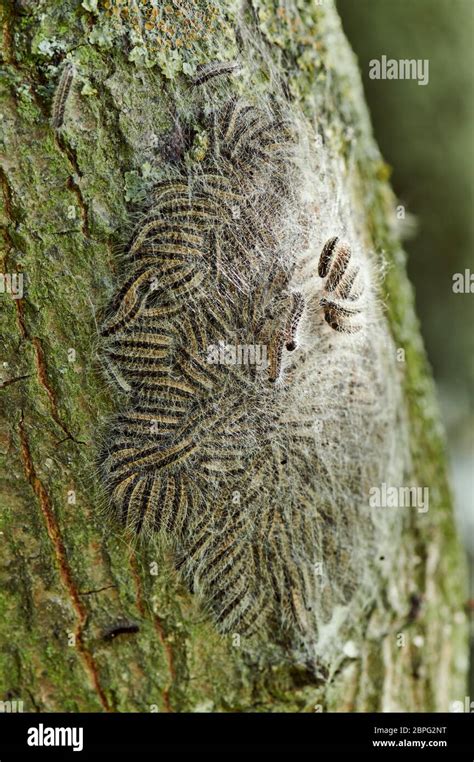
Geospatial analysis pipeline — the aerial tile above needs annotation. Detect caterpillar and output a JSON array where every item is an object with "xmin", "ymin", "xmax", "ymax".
[
  {"xmin": 99, "ymin": 65, "xmax": 402, "ymax": 667},
  {"xmin": 285, "ymin": 292, "xmax": 305, "ymax": 351},
  {"xmin": 192, "ymin": 60, "xmax": 242, "ymax": 87},
  {"xmin": 318, "ymin": 236, "xmax": 364, "ymax": 333},
  {"xmin": 51, "ymin": 62, "xmax": 75, "ymax": 130}
]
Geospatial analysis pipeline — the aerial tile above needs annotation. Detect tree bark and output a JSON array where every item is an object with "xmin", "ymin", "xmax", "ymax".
[{"xmin": 0, "ymin": 0, "xmax": 467, "ymax": 712}]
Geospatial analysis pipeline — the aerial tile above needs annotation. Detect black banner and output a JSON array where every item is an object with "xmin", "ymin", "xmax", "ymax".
[{"xmin": 0, "ymin": 712, "xmax": 472, "ymax": 758}]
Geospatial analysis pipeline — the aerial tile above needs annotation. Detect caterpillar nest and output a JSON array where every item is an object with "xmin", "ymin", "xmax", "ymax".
[{"xmin": 98, "ymin": 65, "xmax": 405, "ymax": 670}]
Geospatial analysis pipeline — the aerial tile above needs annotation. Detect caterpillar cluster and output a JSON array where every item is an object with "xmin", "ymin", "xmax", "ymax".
[
  {"xmin": 318, "ymin": 236, "xmax": 365, "ymax": 333},
  {"xmin": 97, "ymin": 66, "xmax": 395, "ymax": 662}
]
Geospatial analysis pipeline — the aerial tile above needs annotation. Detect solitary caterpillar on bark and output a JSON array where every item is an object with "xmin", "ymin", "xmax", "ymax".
[
  {"xmin": 51, "ymin": 62, "xmax": 75, "ymax": 130},
  {"xmin": 99, "ymin": 64, "xmax": 403, "ymax": 667}
]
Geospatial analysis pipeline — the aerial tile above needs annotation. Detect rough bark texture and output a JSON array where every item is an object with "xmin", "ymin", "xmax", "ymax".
[{"xmin": 0, "ymin": 0, "xmax": 468, "ymax": 712}]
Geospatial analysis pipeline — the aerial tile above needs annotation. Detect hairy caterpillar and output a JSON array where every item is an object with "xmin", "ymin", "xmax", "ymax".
[
  {"xmin": 51, "ymin": 62, "xmax": 75, "ymax": 130},
  {"xmin": 192, "ymin": 60, "xmax": 242, "ymax": 87},
  {"xmin": 318, "ymin": 236, "xmax": 364, "ymax": 333},
  {"xmin": 284, "ymin": 292, "xmax": 305, "ymax": 351},
  {"xmin": 98, "ymin": 65, "xmax": 402, "ymax": 666}
]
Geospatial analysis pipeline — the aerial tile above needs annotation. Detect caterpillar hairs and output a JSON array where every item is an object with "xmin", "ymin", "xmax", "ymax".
[
  {"xmin": 192, "ymin": 60, "xmax": 242, "ymax": 87},
  {"xmin": 318, "ymin": 236, "xmax": 365, "ymax": 333},
  {"xmin": 51, "ymin": 61, "xmax": 75, "ymax": 130},
  {"xmin": 98, "ymin": 61, "xmax": 405, "ymax": 669}
]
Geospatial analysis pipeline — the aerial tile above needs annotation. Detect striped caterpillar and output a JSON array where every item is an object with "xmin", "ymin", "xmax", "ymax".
[
  {"xmin": 318, "ymin": 236, "xmax": 364, "ymax": 333},
  {"xmin": 51, "ymin": 62, "xmax": 75, "ymax": 130},
  {"xmin": 98, "ymin": 66, "xmax": 399, "ymax": 665}
]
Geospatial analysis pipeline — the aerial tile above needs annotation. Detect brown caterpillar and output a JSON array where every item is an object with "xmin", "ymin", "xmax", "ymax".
[
  {"xmin": 192, "ymin": 60, "xmax": 242, "ymax": 87},
  {"xmin": 99, "ymin": 66, "xmax": 401, "ymax": 667},
  {"xmin": 51, "ymin": 62, "xmax": 74, "ymax": 130},
  {"xmin": 285, "ymin": 292, "xmax": 305, "ymax": 351},
  {"xmin": 318, "ymin": 236, "xmax": 364, "ymax": 333}
]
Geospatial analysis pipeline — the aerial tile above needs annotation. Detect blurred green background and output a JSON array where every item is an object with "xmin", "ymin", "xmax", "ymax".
[{"xmin": 337, "ymin": 0, "xmax": 473, "ymax": 696}]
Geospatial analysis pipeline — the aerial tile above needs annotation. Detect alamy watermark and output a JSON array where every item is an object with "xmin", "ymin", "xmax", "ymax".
[
  {"xmin": 27, "ymin": 724, "xmax": 83, "ymax": 752},
  {"xmin": 369, "ymin": 483, "xmax": 429, "ymax": 513},
  {"xmin": 369, "ymin": 56, "xmax": 429, "ymax": 86},
  {"xmin": 452, "ymin": 268, "xmax": 473, "ymax": 293},
  {"xmin": 0, "ymin": 272, "xmax": 23, "ymax": 299},
  {"xmin": 0, "ymin": 698, "xmax": 24, "ymax": 712},
  {"xmin": 207, "ymin": 341, "xmax": 268, "ymax": 369},
  {"xmin": 450, "ymin": 696, "xmax": 473, "ymax": 713}
]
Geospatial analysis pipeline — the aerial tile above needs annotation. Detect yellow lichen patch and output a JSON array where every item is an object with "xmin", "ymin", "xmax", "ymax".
[{"xmin": 101, "ymin": 0, "xmax": 232, "ymax": 72}]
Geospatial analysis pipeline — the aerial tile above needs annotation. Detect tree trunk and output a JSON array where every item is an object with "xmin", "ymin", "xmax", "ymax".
[{"xmin": 0, "ymin": 0, "xmax": 467, "ymax": 712}]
